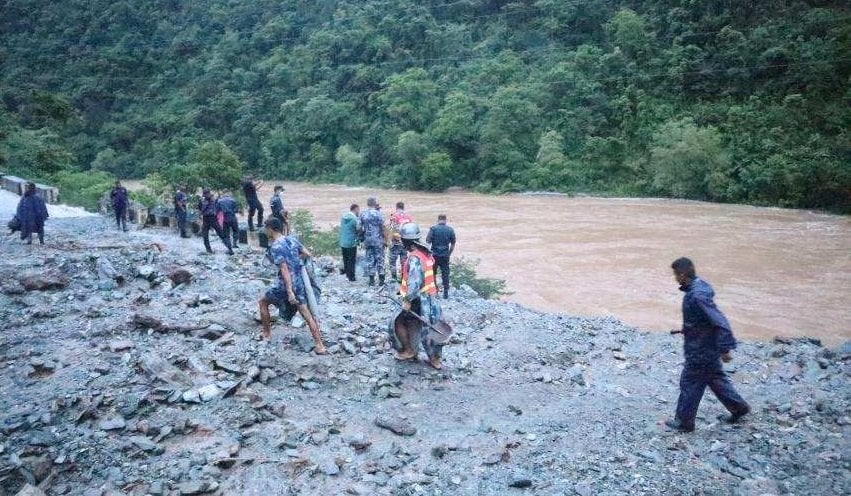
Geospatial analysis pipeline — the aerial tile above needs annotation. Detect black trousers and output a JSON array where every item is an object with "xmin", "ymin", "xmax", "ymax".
[
  {"xmin": 675, "ymin": 363, "xmax": 749, "ymax": 428},
  {"xmin": 222, "ymin": 216, "xmax": 240, "ymax": 247},
  {"xmin": 201, "ymin": 215, "xmax": 232, "ymax": 253},
  {"xmin": 341, "ymin": 246, "xmax": 357, "ymax": 281},
  {"xmin": 114, "ymin": 206, "xmax": 127, "ymax": 230},
  {"xmin": 434, "ymin": 255, "xmax": 450, "ymax": 296},
  {"xmin": 246, "ymin": 197, "xmax": 263, "ymax": 229},
  {"xmin": 176, "ymin": 208, "xmax": 188, "ymax": 237}
]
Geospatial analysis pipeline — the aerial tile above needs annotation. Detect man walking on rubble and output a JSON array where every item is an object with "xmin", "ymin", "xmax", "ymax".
[
  {"xmin": 173, "ymin": 185, "xmax": 190, "ymax": 238},
  {"xmin": 339, "ymin": 203, "xmax": 360, "ymax": 282},
  {"xmin": 359, "ymin": 196, "xmax": 386, "ymax": 286},
  {"xmin": 198, "ymin": 189, "xmax": 233, "ymax": 255},
  {"xmin": 388, "ymin": 201, "xmax": 413, "ymax": 281},
  {"xmin": 257, "ymin": 217, "xmax": 327, "ymax": 353},
  {"xmin": 390, "ymin": 222, "xmax": 445, "ymax": 369},
  {"xmin": 241, "ymin": 175, "xmax": 264, "ymax": 231},
  {"xmin": 426, "ymin": 214, "xmax": 456, "ymax": 299},
  {"xmin": 216, "ymin": 189, "xmax": 240, "ymax": 249},
  {"xmin": 110, "ymin": 180, "xmax": 129, "ymax": 232},
  {"xmin": 665, "ymin": 257, "xmax": 750, "ymax": 432}
]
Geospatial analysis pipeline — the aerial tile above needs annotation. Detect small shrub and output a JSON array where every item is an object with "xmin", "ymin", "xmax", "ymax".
[
  {"xmin": 288, "ymin": 209, "xmax": 339, "ymax": 257},
  {"xmin": 450, "ymin": 257, "xmax": 510, "ymax": 299},
  {"xmin": 51, "ymin": 170, "xmax": 115, "ymax": 211}
]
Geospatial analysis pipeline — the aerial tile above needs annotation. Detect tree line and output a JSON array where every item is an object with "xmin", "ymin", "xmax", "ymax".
[{"xmin": 0, "ymin": 0, "xmax": 848, "ymax": 212}]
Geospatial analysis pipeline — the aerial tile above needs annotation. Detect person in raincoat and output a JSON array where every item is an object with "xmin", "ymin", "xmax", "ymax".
[
  {"xmin": 16, "ymin": 182, "xmax": 49, "ymax": 245},
  {"xmin": 665, "ymin": 257, "xmax": 750, "ymax": 432},
  {"xmin": 389, "ymin": 222, "xmax": 445, "ymax": 369}
]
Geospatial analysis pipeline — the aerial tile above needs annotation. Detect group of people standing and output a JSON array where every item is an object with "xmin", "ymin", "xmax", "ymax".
[
  {"xmin": 337, "ymin": 196, "xmax": 457, "ymax": 369},
  {"xmin": 338, "ymin": 197, "xmax": 456, "ymax": 296}
]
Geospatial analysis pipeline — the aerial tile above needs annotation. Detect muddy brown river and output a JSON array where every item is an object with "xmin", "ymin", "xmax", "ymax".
[{"xmin": 246, "ymin": 182, "xmax": 849, "ymax": 346}]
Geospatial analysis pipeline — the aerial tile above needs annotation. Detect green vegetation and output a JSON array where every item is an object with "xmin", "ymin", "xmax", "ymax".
[
  {"xmin": 51, "ymin": 170, "xmax": 115, "ymax": 211},
  {"xmin": 450, "ymin": 257, "xmax": 511, "ymax": 300},
  {"xmin": 289, "ymin": 209, "xmax": 339, "ymax": 257},
  {"xmin": 0, "ymin": 1, "xmax": 848, "ymax": 212}
]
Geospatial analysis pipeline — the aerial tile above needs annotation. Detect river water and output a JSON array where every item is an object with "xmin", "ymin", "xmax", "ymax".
[{"xmin": 252, "ymin": 182, "xmax": 851, "ymax": 346}]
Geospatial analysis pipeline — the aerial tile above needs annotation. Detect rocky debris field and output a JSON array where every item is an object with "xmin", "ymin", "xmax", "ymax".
[{"xmin": 0, "ymin": 217, "xmax": 848, "ymax": 496}]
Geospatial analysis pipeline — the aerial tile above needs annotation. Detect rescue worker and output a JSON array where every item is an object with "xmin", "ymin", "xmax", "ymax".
[
  {"xmin": 173, "ymin": 185, "xmax": 190, "ymax": 238},
  {"xmin": 257, "ymin": 217, "xmax": 327, "ymax": 354},
  {"xmin": 339, "ymin": 203, "xmax": 360, "ymax": 282},
  {"xmin": 388, "ymin": 201, "xmax": 413, "ymax": 281},
  {"xmin": 358, "ymin": 196, "xmax": 386, "ymax": 286},
  {"xmin": 241, "ymin": 175, "xmax": 264, "ymax": 231},
  {"xmin": 426, "ymin": 214, "xmax": 456, "ymax": 299},
  {"xmin": 270, "ymin": 185, "xmax": 286, "ymax": 222},
  {"xmin": 390, "ymin": 222, "xmax": 444, "ymax": 369},
  {"xmin": 665, "ymin": 257, "xmax": 750, "ymax": 432},
  {"xmin": 216, "ymin": 189, "xmax": 240, "ymax": 249},
  {"xmin": 15, "ymin": 182, "xmax": 48, "ymax": 245},
  {"xmin": 110, "ymin": 180, "xmax": 129, "ymax": 232},
  {"xmin": 198, "ymin": 189, "xmax": 233, "ymax": 255}
]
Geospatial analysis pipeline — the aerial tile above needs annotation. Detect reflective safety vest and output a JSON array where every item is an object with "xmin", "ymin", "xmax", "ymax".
[{"xmin": 400, "ymin": 247, "xmax": 437, "ymax": 297}]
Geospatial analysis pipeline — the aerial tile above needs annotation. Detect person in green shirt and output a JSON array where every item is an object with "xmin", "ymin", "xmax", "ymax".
[{"xmin": 339, "ymin": 203, "xmax": 360, "ymax": 281}]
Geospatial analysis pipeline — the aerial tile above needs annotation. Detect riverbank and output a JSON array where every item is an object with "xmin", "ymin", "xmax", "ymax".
[{"xmin": 0, "ymin": 215, "xmax": 848, "ymax": 495}]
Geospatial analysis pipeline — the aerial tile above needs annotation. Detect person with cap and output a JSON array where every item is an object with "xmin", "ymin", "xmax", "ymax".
[
  {"xmin": 388, "ymin": 201, "xmax": 413, "ymax": 281},
  {"xmin": 109, "ymin": 180, "xmax": 129, "ymax": 232},
  {"xmin": 15, "ymin": 182, "xmax": 49, "ymax": 245},
  {"xmin": 270, "ymin": 185, "xmax": 286, "ymax": 222},
  {"xmin": 173, "ymin": 185, "xmax": 191, "ymax": 238},
  {"xmin": 665, "ymin": 257, "xmax": 750, "ymax": 432},
  {"xmin": 339, "ymin": 203, "xmax": 360, "ymax": 282},
  {"xmin": 216, "ymin": 189, "xmax": 241, "ymax": 249},
  {"xmin": 198, "ymin": 188, "xmax": 233, "ymax": 255},
  {"xmin": 258, "ymin": 217, "xmax": 327, "ymax": 353},
  {"xmin": 241, "ymin": 175, "xmax": 264, "ymax": 231},
  {"xmin": 390, "ymin": 222, "xmax": 445, "ymax": 369},
  {"xmin": 358, "ymin": 196, "xmax": 387, "ymax": 286},
  {"xmin": 426, "ymin": 214, "xmax": 456, "ymax": 299}
]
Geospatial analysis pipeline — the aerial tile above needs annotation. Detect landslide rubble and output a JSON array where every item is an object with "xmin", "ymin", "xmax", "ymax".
[{"xmin": 0, "ymin": 217, "xmax": 848, "ymax": 495}]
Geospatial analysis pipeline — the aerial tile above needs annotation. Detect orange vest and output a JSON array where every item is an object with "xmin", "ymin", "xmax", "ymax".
[{"xmin": 400, "ymin": 247, "xmax": 437, "ymax": 297}]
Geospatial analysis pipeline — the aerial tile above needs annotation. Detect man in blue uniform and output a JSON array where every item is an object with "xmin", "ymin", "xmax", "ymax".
[
  {"xmin": 665, "ymin": 257, "xmax": 750, "ymax": 432},
  {"xmin": 173, "ymin": 185, "xmax": 190, "ymax": 238},
  {"xmin": 110, "ymin": 180, "xmax": 129, "ymax": 232},
  {"xmin": 198, "ymin": 189, "xmax": 233, "ymax": 255},
  {"xmin": 358, "ymin": 196, "xmax": 386, "ymax": 286},
  {"xmin": 216, "ymin": 190, "xmax": 240, "ymax": 249},
  {"xmin": 241, "ymin": 175, "xmax": 264, "ymax": 231},
  {"xmin": 270, "ymin": 185, "xmax": 286, "ymax": 222},
  {"xmin": 257, "ymin": 218, "xmax": 327, "ymax": 354},
  {"xmin": 426, "ymin": 214, "xmax": 456, "ymax": 299}
]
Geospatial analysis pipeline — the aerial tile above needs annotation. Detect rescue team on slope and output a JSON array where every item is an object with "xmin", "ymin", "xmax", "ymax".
[{"xmin": 11, "ymin": 182, "xmax": 749, "ymax": 432}]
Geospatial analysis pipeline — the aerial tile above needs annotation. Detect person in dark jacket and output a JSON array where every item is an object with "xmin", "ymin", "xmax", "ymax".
[
  {"xmin": 241, "ymin": 176, "xmax": 264, "ymax": 231},
  {"xmin": 216, "ymin": 190, "xmax": 240, "ymax": 249},
  {"xmin": 665, "ymin": 257, "xmax": 750, "ymax": 432},
  {"xmin": 16, "ymin": 182, "xmax": 48, "ymax": 245},
  {"xmin": 426, "ymin": 214, "xmax": 456, "ymax": 299},
  {"xmin": 173, "ymin": 185, "xmax": 190, "ymax": 238},
  {"xmin": 198, "ymin": 189, "xmax": 233, "ymax": 255},
  {"xmin": 270, "ymin": 185, "xmax": 286, "ymax": 222},
  {"xmin": 110, "ymin": 180, "xmax": 129, "ymax": 232}
]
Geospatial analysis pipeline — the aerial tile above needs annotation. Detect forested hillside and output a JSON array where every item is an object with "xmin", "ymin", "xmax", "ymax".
[{"xmin": 1, "ymin": 0, "xmax": 849, "ymax": 211}]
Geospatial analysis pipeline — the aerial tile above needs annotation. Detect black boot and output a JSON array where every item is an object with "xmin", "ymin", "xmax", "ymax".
[
  {"xmin": 368, "ymin": 275, "xmax": 375, "ymax": 286},
  {"xmin": 378, "ymin": 275, "xmax": 385, "ymax": 286}
]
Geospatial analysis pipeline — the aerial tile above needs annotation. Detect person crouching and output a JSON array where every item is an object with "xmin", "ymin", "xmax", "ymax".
[
  {"xmin": 390, "ymin": 222, "xmax": 444, "ymax": 369},
  {"xmin": 257, "ymin": 217, "xmax": 327, "ymax": 354}
]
